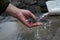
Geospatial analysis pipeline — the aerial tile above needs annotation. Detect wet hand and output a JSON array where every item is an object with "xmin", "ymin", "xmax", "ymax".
[{"xmin": 17, "ymin": 9, "xmax": 42, "ymax": 28}]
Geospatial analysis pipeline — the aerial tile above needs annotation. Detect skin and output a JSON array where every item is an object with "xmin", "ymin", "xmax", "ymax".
[{"xmin": 5, "ymin": 3, "xmax": 42, "ymax": 28}]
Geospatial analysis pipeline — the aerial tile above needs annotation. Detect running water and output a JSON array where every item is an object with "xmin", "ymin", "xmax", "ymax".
[
  {"xmin": 37, "ymin": 13, "xmax": 49, "ymax": 22},
  {"xmin": 28, "ymin": 13, "xmax": 49, "ymax": 23},
  {"xmin": 34, "ymin": 13, "xmax": 52, "ymax": 40}
]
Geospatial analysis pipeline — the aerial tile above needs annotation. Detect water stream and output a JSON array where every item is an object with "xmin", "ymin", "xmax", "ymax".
[{"xmin": 37, "ymin": 13, "xmax": 48, "ymax": 22}]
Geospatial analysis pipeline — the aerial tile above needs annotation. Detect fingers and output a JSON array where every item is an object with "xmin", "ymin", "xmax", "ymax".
[
  {"xmin": 17, "ymin": 14, "xmax": 32, "ymax": 27},
  {"xmin": 32, "ymin": 22, "xmax": 42, "ymax": 27},
  {"xmin": 27, "ymin": 11, "xmax": 42, "ymax": 27},
  {"xmin": 28, "ymin": 11, "xmax": 36, "ymax": 19},
  {"xmin": 29, "ymin": 22, "xmax": 42, "ymax": 27},
  {"xmin": 26, "ymin": 20, "xmax": 42, "ymax": 28},
  {"xmin": 17, "ymin": 14, "xmax": 42, "ymax": 28},
  {"xmin": 21, "ymin": 9, "xmax": 36, "ymax": 19}
]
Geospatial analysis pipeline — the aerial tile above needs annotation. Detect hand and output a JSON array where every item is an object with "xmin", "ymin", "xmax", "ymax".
[
  {"xmin": 6, "ymin": 4, "xmax": 42, "ymax": 28},
  {"xmin": 16, "ymin": 9, "xmax": 42, "ymax": 28}
]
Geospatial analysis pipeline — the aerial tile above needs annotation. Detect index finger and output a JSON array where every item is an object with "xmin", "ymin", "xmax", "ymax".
[{"xmin": 29, "ymin": 11, "xmax": 36, "ymax": 19}]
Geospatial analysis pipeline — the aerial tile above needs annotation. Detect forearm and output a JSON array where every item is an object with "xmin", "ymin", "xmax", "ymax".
[
  {"xmin": 5, "ymin": 3, "xmax": 21, "ymax": 17},
  {"xmin": 0, "ymin": 0, "xmax": 21, "ymax": 17}
]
